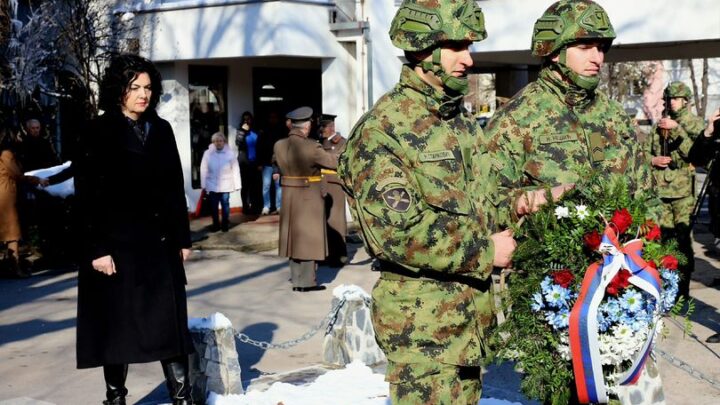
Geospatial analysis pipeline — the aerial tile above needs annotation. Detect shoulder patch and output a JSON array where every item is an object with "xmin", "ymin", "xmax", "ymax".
[{"xmin": 382, "ymin": 187, "xmax": 412, "ymax": 212}]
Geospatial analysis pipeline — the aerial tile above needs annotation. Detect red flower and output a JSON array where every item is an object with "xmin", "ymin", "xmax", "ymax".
[
  {"xmin": 606, "ymin": 269, "xmax": 632, "ymax": 296},
  {"xmin": 661, "ymin": 255, "xmax": 679, "ymax": 270},
  {"xmin": 611, "ymin": 208, "xmax": 633, "ymax": 234},
  {"xmin": 552, "ymin": 269, "xmax": 574, "ymax": 288},
  {"xmin": 645, "ymin": 222, "xmax": 661, "ymax": 241},
  {"xmin": 647, "ymin": 260, "xmax": 657, "ymax": 270},
  {"xmin": 583, "ymin": 230, "xmax": 602, "ymax": 251},
  {"xmin": 606, "ymin": 284, "xmax": 619, "ymax": 296}
]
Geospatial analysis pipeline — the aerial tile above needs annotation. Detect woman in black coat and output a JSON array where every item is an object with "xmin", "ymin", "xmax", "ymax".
[{"xmin": 74, "ymin": 54, "xmax": 194, "ymax": 405}]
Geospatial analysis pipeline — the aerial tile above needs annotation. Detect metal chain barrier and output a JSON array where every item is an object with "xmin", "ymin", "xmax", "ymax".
[
  {"xmin": 234, "ymin": 294, "xmax": 353, "ymax": 350},
  {"xmin": 655, "ymin": 347, "xmax": 720, "ymax": 391},
  {"xmin": 654, "ymin": 317, "xmax": 720, "ymax": 391}
]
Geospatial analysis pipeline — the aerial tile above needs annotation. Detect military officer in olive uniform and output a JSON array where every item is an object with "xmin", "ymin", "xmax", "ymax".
[
  {"xmin": 485, "ymin": 0, "xmax": 655, "ymax": 221},
  {"xmin": 651, "ymin": 81, "xmax": 705, "ymax": 299},
  {"xmin": 338, "ymin": 1, "xmax": 528, "ymax": 403},
  {"xmin": 318, "ymin": 114, "xmax": 349, "ymax": 267},
  {"xmin": 274, "ymin": 107, "xmax": 338, "ymax": 292}
]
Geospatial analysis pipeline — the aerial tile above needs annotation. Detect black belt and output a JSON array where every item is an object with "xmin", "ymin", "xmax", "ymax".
[{"xmin": 378, "ymin": 260, "xmax": 492, "ymax": 289}]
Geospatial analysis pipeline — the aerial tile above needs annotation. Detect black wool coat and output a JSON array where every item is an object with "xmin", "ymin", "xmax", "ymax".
[{"xmin": 74, "ymin": 111, "xmax": 193, "ymax": 368}]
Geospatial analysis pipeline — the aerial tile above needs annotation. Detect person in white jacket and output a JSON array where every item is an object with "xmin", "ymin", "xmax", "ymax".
[{"xmin": 200, "ymin": 132, "xmax": 241, "ymax": 232}]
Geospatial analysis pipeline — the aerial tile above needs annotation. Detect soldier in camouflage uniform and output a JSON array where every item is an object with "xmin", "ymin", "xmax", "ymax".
[
  {"xmin": 651, "ymin": 81, "xmax": 705, "ymax": 299},
  {"xmin": 337, "ymin": 1, "xmax": 521, "ymax": 404},
  {"xmin": 485, "ymin": 1, "xmax": 664, "ymax": 403},
  {"xmin": 485, "ymin": 0, "xmax": 654, "ymax": 221}
]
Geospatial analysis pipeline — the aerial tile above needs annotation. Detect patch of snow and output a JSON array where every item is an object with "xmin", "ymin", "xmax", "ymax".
[
  {"xmin": 188, "ymin": 312, "xmax": 233, "ymax": 331},
  {"xmin": 332, "ymin": 284, "xmax": 371, "ymax": 301},
  {"xmin": 206, "ymin": 360, "xmax": 525, "ymax": 405}
]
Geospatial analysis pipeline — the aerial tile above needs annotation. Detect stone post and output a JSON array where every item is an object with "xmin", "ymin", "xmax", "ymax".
[
  {"xmin": 188, "ymin": 313, "xmax": 244, "ymax": 403},
  {"xmin": 322, "ymin": 285, "xmax": 386, "ymax": 366}
]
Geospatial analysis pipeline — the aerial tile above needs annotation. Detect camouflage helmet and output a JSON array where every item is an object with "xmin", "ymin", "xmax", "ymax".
[
  {"xmin": 389, "ymin": 0, "xmax": 487, "ymax": 52},
  {"xmin": 665, "ymin": 81, "xmax": 693, "ymax": 99},
  {"xmin": 531, "ymin": 0, "xmax": 616, "ymax": 57}
]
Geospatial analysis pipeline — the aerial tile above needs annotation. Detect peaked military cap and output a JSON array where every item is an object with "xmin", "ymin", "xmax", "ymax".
[
  {"xmin": 319, "ymin": 113, "xmax": 337, "ymax": 125},
  {"xmin": 286, "ymin": 106, "xmax": 313, "ymax": 122}
]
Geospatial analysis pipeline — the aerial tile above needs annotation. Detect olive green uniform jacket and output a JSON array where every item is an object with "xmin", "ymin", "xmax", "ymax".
[
  {"xmin": 338, "ymin": 65, "xmax": 499, "ymax": 372},
  {"xmin": 321, "ymin": 136, "xmax": 348, "ymax": 244},
  {"xmin": 274, "ymin": 130, "xmax": 337, "ymax": 261}
]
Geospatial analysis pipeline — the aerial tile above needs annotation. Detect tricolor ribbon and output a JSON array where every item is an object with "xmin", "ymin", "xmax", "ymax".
[{"xmin": 569, "ymin": 226, "xmax": 663, "ymax": 403}]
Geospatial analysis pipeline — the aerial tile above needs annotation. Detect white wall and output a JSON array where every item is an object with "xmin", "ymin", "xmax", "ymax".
[{"xmin": 136, "ymin": 2, "xmax": 344, "ymax": 61}]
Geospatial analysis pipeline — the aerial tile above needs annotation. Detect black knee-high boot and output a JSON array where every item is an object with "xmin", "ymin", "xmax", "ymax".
[
  {"xmin": 103, "ymin": 364, "xmax": 128, "ymax": 405},
  {"xmin": 161, "ymin": 356, "xmax": 193, "ymax": 405}
]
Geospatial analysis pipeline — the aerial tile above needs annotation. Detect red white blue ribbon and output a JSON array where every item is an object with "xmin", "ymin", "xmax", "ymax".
[{"xmin": 569, "ymin": 226, "xmax": 663, "ymax": 403}]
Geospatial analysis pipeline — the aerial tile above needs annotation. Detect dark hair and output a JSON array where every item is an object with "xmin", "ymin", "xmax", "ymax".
[{"xmin": 98, "ymin": 54, "xmax": 163, "ymax": 114}]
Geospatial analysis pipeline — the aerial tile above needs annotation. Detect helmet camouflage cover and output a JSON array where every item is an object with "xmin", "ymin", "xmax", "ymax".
[
  {"xmin": 531, "ymin": 0, "xmax": 616, "ymax": 57},
  {"xmin": 389, "ymin": 0, "xmax": 487, "ymax": 52},
  {"xmin": 665, "ymin": 81, "xmax": 693, "ymax": 99}
]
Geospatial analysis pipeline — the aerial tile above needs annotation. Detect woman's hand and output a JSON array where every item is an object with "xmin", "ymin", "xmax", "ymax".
[
  {"xmin": 181, "ymin": 249, "xmax": 191, "ymax": 262},
  {"xmin": 92, "ymin": 255, "xmax": 116, "ymax": 275}
]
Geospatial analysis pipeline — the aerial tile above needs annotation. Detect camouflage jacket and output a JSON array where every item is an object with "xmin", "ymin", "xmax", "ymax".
[
  {"xmin": 651, "ymin": 107, "xmax": 705, "ymax": 199},
  {"xmin": 338, "ymin": 65, "xmax": 498, "ymax": 366},
  {"xmin": 485, "ymin": 67, "xmax": 655, "ymax": 222}
]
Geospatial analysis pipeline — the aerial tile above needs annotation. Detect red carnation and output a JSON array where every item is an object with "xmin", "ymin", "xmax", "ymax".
[
  {"xmin": 645, "ymin": 223, "xmax": 661, "ymax": 241},
  {"xmin": 606, "ymin": 269, "xmax": 632, "ymax": 296},
  {"xmin": 552, "ymin": 269, "xmax": 574, "ymax": 288},
  {"xmin": 661, "ymin": 255, "xmax": 679, "ymax": 270},
  {"xmin": 647, "ymin": 260, "xmax": 657, "ymax": 270},
  {"xmin": 583, "ymin": 230, "xmax": 602, "ymax": 251},
  {"xmin": 611, "ymin": 208, "xmax": 633, "ymax": 234}
]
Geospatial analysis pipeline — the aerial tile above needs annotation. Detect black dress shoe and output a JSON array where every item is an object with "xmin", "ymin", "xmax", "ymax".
[
  {"xmin": 292, "ymin": 285, "xmax": 327, "ymax": 292},
  {"xmin": 707, "ymin": 333, "xmax": 720, "ymax": 343}
]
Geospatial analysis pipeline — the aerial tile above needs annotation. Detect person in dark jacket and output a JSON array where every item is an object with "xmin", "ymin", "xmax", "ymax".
[
  {"xmin": 689, "ymin": 108, "xmax": 720, "ymax": 344},
  {"xmin": 235, "ymin": 111, "xmax": 263, "ymax": 214},
  {"xmin": 73, "ymin": 54, "xmax": 194, "ymax": 405}
]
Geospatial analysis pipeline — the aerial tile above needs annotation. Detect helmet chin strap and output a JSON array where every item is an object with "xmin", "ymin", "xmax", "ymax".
[
  {"xmin": 420, "ymin": 48, "xmax": 470, "ymax": 96},
  {"xmin": 556, "ymin": 48, "xmax": 600, "ymax": 91}
]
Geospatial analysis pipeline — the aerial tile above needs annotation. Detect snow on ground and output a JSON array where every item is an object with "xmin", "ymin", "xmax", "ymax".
[{"xmin": 207, "ymin": 360, "xmax": 523, "ymax": 405}]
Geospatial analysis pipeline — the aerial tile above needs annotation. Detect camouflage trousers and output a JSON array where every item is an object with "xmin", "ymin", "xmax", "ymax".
[
  {"xmin": 657, "ymin": 195, "xmax": 695, "ymax": 229},
  {"xmin": 387, "ymin": 361, "xmax": 482, "ymax": 405},
  {"xmin": 659, "ymin": 195, "xmax": 695, "ymax": 298}
]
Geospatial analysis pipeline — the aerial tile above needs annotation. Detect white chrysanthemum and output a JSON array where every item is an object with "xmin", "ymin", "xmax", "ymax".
[
  {"xmin": 555, "ymin": 206, "xmax": 570, "ymax": 219},
  {"xmin": 576, "ymin": 204, "xmax": 590, "ymax": 220},
  {"xmin": 612, "ymin": 323, "xmax": 633, "ymax": 340}
]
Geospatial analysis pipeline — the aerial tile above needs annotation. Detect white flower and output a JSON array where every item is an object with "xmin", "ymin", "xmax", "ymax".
[
  {"xmin": 576, "ymin": 204, "xmax": 589, "ymax": 220},
  {"xmin": 555, "ymin": 206, "xmax": 570, "ymax": 219}
]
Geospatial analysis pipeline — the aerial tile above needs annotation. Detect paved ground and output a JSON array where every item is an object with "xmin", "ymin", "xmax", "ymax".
[{"xmin": 1, "ymin": 211, "xmax": 719, "ymax": 404}]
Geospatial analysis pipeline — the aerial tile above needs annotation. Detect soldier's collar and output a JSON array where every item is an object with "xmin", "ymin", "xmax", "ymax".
[
  {"xmin": 539, "ymin": 66, "xmax": 594, "ymax": 109},
  {"xmin": 400, "ymin": 64, "xmax": 461, "ymax": 118}
]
